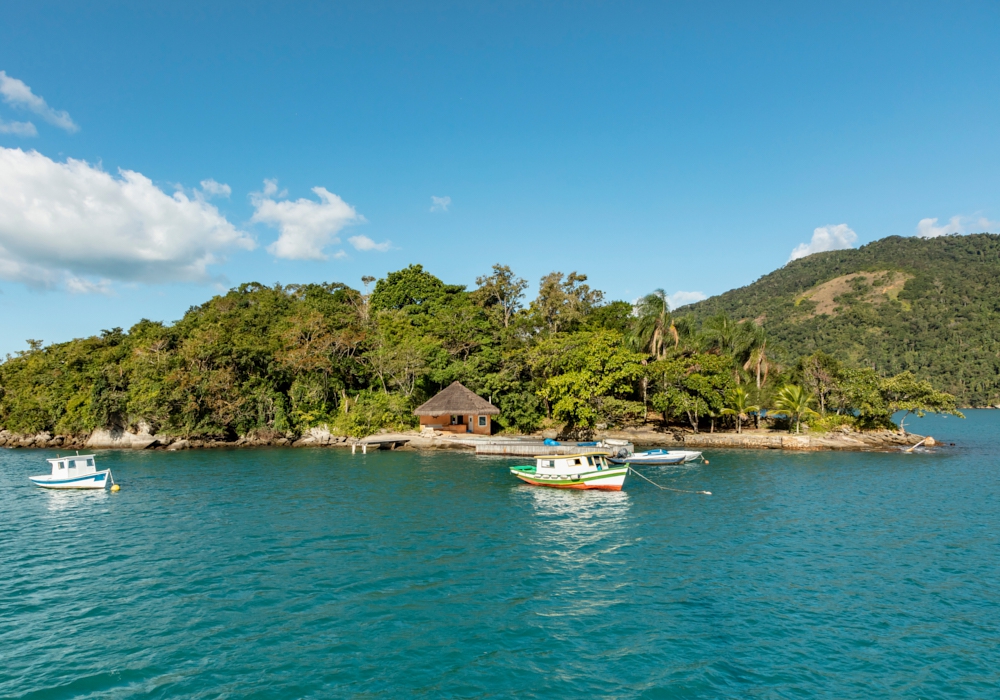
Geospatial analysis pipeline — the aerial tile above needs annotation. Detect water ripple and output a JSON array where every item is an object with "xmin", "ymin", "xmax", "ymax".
[{"xmin": 2, "ymin": 413, "xmax": 999, "ymax": 697}]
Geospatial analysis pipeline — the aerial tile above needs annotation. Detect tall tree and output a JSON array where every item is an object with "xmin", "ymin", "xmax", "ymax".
[
  {"xmin": 879, "ymin": 370, "xmax": 962, "ymax": 434},
  {"xmin": 741, "ymin": 321, "xmax": 774, "ymax": 390},
  {"xmin": 474, "ymin": 264, "xmax": 527, "ymax": 329},
  {"xmin": 632, "ymin": 289, "xmax": 678, "ymax": 360},
  {"xmin": 370, "ymin": 264, "xmax": 447, "ymax": 311},
  {"xmin": 531, "ymin": 271, "xmax": 604, "ymax": 334}
]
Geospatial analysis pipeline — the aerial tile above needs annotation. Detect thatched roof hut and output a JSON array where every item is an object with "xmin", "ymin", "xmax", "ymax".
[{"xmin": 414, "ymin": 381, "xmax": 500, "ymax": 417}]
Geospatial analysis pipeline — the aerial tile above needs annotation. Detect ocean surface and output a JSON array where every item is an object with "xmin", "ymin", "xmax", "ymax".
[{"xmin": 1, "ymin": 412, "xmax": 997, "ymax": 699}]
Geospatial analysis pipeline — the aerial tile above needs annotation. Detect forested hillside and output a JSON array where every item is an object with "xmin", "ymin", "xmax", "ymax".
[{"xmin": 679, "ymin": 234, "xmax": 1000, "ymax": 406}]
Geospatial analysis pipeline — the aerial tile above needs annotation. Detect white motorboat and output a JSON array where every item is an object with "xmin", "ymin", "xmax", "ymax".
[
  {"xmin": 608, "ymin": 449, "xmax": 704, "ymax": 465},
  {"xmin": 29, "ymin": 454, "xmax": 113, "ymax": 490}
]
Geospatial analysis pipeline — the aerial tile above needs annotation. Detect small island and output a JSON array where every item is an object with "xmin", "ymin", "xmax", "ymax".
[{"xmin": 0, "ymin": 253, "xmax": 965, "ymax": 453}]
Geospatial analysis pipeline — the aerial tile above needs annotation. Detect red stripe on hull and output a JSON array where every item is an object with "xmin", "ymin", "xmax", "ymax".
[{"xmin": 515, "ymin": 476, "xmax": 623, "ymax": 491}]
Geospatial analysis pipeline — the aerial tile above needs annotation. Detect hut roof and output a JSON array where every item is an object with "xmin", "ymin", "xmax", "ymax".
[{"xmin": 414, "ymin": 381, "xmax": 500, "ymax": 416}]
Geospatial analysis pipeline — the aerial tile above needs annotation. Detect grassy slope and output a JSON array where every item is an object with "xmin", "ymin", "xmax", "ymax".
[{"xmin": 679, "ymin": 234, "xmax": 1000, "ymax": 405}]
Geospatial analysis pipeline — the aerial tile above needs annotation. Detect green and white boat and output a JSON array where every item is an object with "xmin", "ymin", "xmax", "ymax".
[{"xmin": 510, "ymin": 452, "xmax": 628, "ymax": 491}]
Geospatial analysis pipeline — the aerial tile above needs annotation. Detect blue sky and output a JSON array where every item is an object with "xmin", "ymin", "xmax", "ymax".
[{"xmin": 1, "ymin": 1, "xmax": 999, "ymax": 356}]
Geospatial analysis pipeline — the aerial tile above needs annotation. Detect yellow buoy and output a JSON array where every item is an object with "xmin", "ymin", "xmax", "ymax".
[{"xmin": 111, "ymin": 484, "xmax": 120, "ymax": 492}]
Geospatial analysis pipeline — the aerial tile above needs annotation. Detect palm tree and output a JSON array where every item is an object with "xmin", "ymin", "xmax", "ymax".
[
  {"xmin": 720, "ymin": 386, "xmax": 760, "ymax": 434},
  {"xmin": 701, "ymin": 313, "xmax": 742, "ymax": 356},
  {"xmin": 772, "ymin": 384, "xmax": 820, "ymax": 434},
  {"xmin": 741, "ymin": 322, "xmax": 774, "ymax": 390},
  {"xmin": 632, "ymin": 289, "xmax": 678, "ymax": 360}
]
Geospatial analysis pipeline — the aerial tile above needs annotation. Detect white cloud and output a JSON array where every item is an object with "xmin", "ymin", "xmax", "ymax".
[
  {"xmin": 66, "ymin": 276, "xmax": 114, "ymax": 296},
  {"xmin": 430, "ymin": 195, "xmax": 451, "ymax": 213},
  {"xmin": 0, "ymin": 118, "xmax": 37, "ymax": 137},
  {"xmin": 0, "ymin": 147, "xmax": 254, "ymax": 289},
  {"xmin": 916, "ymin": 216, "xmax": 963, "ymax": 238},
  {"xmin": 0, "ymin": 71, "xmax": 78, "ymax": 133},
  {"xmin": 668, "ymin": 290, "xmax": 707, "ymax": 308},
  {"xmin": 789, "ymin": 224, "xmax": 858, "ymax": 262},
  {"xmin": 348, "ymin": 234, "xmax": 391, "ymax": 252},
  {"xmin": 199, "ymin": 179, "xmax": 231, "ymax": 199},
  {"xmin": 251, "ymin": 180, "xmax": 363, "ymax": 260},
  {"xmin": 916, "ymin": 214, "xmax": 1000, "ymax": 238}
]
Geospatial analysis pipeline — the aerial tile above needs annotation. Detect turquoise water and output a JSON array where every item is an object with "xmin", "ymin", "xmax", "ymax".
[{"xmin": 2, "ymin": 413, "xmax": 998, "ymax": 698}]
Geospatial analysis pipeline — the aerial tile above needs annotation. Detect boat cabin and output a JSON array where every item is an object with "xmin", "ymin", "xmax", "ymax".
[
  {"xmin": 414, "ymin": 381, "xmax": 500, "ymax": 435},
  {"xmin": 534, "ymin": 453, "xmax": 612, "ymax": 473},
  {"xmin": 46, "ymin": 454, "xmax": 98, "ymax": 477}
]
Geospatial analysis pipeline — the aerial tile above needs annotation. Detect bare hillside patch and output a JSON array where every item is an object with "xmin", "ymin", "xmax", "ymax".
[{"xmin": 795, "ymin": 270, "xmax": 913, "ymax": 317}]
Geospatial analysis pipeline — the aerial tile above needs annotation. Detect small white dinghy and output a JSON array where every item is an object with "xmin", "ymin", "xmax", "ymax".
[
  {"xmin": 29, "ymin": 454, "xmax": 113, "ymax": 490},
  {"xmin": 608, "ymin": 449, "xmax": 704, "ymax": 465}
]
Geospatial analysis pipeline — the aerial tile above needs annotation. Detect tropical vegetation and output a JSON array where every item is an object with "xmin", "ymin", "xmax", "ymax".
[
  {"xmin": 681, "ymin": 233, "xmax": 1000, "ymax": 406},
  {"xmin": 0, "ymin": 259, "xmax": 962, "ymax": 440}
]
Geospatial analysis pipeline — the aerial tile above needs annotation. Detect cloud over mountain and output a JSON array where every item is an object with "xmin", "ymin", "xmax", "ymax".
[
  {"xmin": 789, "ymin": 224, "xmax": 857, "ymax": 262},
  {"xmin": 916, "ymin": 215, "xmax": 1000, "ymax": 238}
]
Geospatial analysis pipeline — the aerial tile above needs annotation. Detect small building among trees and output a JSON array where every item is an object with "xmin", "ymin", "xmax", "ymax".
[{"xmin": 414, "ymin": 381, "xmax": 499, "ymax": 434}]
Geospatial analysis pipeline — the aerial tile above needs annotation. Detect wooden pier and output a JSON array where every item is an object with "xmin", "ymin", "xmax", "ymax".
[{"xmin": 351, "ymin": 435, "xmax": 411, "ymax": 454}]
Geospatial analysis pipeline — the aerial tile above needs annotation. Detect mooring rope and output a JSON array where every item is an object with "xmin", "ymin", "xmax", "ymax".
[{"xmin": 629, "ymin": 466, "xmax": 711, "ymax": 495}]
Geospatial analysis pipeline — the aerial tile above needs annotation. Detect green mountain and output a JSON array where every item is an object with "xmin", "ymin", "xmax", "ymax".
[{"xmin": 680, "ymin": 233, "xmax": 1000, "ymax": 406}]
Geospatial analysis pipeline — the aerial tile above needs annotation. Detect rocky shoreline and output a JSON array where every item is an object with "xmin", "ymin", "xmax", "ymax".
[{"xmin": 0, "ymin": 425, "xmax": 937, "ymax": 453}]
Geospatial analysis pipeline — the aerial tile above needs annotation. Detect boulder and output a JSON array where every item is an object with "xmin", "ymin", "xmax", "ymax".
[
  {"xmin": 86, "ymin": 428, "xmax": 159, "ymax": 449},
  {"xmin": 166, "ymin": 439, "xmax": 190, "ymax": 451},
  {"xmin": 293, "ymin": 426, "xmax": 339, "ymax": 446},
  {"xmin": 129, "ymin": 435, "xmax": 158, "ymax": 450},
  {"xmin": 780, "ymin": 435, "xmax": 812, "ymax": 450}
]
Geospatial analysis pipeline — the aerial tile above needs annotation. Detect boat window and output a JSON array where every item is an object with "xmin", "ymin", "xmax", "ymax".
[
  {"xmin": 87, "ymin": 459, "xmax": 94, "ymax": 467},
  {"xmin": 58, "ymin": 461, "xmax": 65, "ymax": 469},
  {"xmin": 573, "ymin": 458, "xmax": 582, "ymax": 466},
  {"xmin": 586, "ymin": 456, "xmax": 594, "ymax": 466}
]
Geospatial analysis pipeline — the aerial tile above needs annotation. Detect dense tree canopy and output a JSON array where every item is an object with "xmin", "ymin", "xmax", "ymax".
[{"xmin": 0, "ymin": 261, "xmax": 961, "ymax": 439}]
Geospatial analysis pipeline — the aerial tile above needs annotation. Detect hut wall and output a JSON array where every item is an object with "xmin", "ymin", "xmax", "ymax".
[{"xmin": 419, "ymin": 414, "xmax": 492, "ymax": 434}]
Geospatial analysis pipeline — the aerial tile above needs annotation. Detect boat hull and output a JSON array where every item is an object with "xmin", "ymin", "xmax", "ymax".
[
  {"xmin": 29, "ymin": 470, "xmax": 111, "ymax": 490},
  {"xmin": 609, "ymin": 450, "xmax": 703, "ymax": 465},
  {"xmin": 510, "ymin": 467, "xmax": 628, "ymax": 491},
  {"xmin": 610, "ymin": 455, "xmax": 686, "ymax": 465}
]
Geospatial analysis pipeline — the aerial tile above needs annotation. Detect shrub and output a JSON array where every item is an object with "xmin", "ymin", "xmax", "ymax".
[
  {"xmin": 334, "ymin": 390, "xmax": 417, "ymax": 438},
  {"xmin": 808, "ymin": 413, "xmax": 859, "ymax": 433}
]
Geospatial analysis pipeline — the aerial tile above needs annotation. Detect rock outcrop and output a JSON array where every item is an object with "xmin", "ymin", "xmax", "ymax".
[
  {"xmin": 291, "ymin": 426, "xmax": 348, "ymax": 447},
  {"xmin": 85, "ymin": 428, "xmax": 171, "ymax": 450}
]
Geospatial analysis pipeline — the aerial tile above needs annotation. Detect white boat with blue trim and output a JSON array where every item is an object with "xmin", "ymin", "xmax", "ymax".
[
  {"xmin": 29, "ymin": 454, "xmax": 113, "ymax": 490},
  {"xmin": 608, "ymin": 448, "xmax": 704, "ymax": 465}
]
